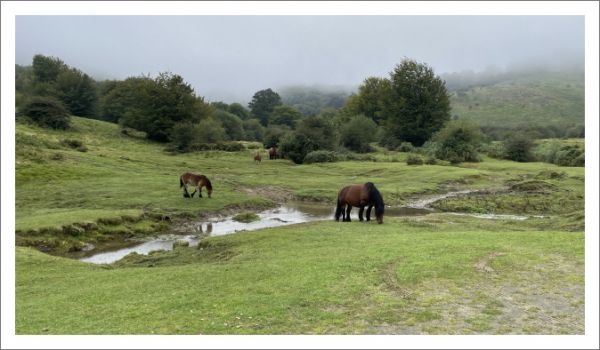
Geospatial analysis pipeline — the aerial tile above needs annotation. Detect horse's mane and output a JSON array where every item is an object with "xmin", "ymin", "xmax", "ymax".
[{"xmin": 365, "ymin": 182, "xmax": 384, "ymax": 215}]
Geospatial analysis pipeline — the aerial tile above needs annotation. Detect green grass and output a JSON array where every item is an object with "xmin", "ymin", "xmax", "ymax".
[
  {"xmin": 15, "ymin": 116, "xmax": 585, "ymax": 334},
  {"xmin": 16, "ymin": 217, "xmax": 584, "ymax": 334}
]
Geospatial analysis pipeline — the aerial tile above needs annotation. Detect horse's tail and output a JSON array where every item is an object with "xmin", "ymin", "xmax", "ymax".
[{"xmin": 334, "ymin": 197, "xmax": 343, "ymax": 221}]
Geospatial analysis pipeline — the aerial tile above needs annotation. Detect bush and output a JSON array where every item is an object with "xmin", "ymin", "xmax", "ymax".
[
  {"xmin": 484, "ymin": 141, "xmax": 506, "ymax": 159},
  {"xmin": 424, "ymin": 157, "xmax": 437, "ymax": 165},
  {"xmin": 242, "ymin": 119, "xmax": 265, "ymax": 141},
  {"xmin": 21, "ymin": 96, "xmax": 70, "ymax": 129},
  {"xmin": 303, "ymin": 150, "xmax": 338, "ymax": 164},
  {"xmin": 504, "ymin": 133, "xmax": 534, "ymax": 162},
  {"xmin": 214, "ymin": 109, "xmax": 245, "ymax": 141},
  {"xmin": 554, "ymin": 145, "xmax": 584, "ymax": 167},
  {"xmin": 60, "ymin": 138, "xmax": 83, "ymax": 149},
  {"xmin": 397, "ymin": 142, "xmax": 415, "ymax": 152},
  {"xmin": 339, "ymin": 115, "xmax": 377, "ymax": 153},
  {"xmin": 406, "ymin": 155, "xmax": 424, "ymax": 165},
  {"xmin": 278, "ymin": 132, "xmax": 314, "ymax": 164},
  {"xmin": 432, "ymin": 120, "xmax": 482, "ymax": 164}
]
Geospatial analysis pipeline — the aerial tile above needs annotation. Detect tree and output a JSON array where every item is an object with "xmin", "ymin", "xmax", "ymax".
[
  {"xmin": 228, "ymin": 103, "xmax": 250, "ymax": 120},
  {"xmin": 242, "ymin": 119, "xmax": 265, "ymax": 141},
  {"xmin": 210, "ymin": 101, "xmax": 229, "ymax": 111},
  {"xmin": 296, "ymin": 115, "xmax": 337, "ymax": 151},
  {"xmin": 279, "ymin": 132, "xmax": 314, "ymax": 164},
  {"xmin": 263, "ymin": 125, "xmax": 289, "ymax": 149},
  {"xmin": 55, "ymin": 67, "xmax": 98, "ymax": 117},
  {"xmin": 269, "ymin": 105, "xmax": 302, "ymax": 128},
  {"xmin": 32, "ymin": 54, "xmax": 65, "ymax": 83},
  {"xmin": 340, "ymin": 115, "xmax": 378, "ymax": 153},
  {"xmin": 103, "ymin": 72, "xmax": 212, "ymax": 142},
  {"xmin": 248, "ymin": 88, "xmax": 282, "ymax": 126},
  {"xmin": 383, "ymin": 59, "xmax": 451, "ymax": 146},
  {"xmin": 214, "ymin": 109, "xmax": 245, "ymax": 140},
  {"xmin": 345, "ymin": 77, "xmax": 391, "ymax": 124}
]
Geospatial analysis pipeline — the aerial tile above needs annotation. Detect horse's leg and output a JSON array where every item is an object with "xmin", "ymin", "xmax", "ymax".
[
  {"xmin": 366, "ymin": 204, "xmax": 374, "ymax": 221},
  {"xmin": 198, "ymin": 185, "xmax": 203, "ymax": 198},
  {"xmin": 358, "ymin": 206, "xmax": 365, "ymax": 221},
  {"xmin": 345, "ymin": 205, "xmax": 352, "ymax": 222}
]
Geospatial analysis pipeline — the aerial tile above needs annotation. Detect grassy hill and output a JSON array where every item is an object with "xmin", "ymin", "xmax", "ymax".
[{"xmin": 447, "ymin": 70, "xmax": 584, "ymax": 129}]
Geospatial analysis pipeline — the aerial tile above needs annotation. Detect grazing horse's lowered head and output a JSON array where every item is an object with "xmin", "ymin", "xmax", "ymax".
[{"xmin": 335, "ymin": 182, "xmax": 385, "ymax": 224}]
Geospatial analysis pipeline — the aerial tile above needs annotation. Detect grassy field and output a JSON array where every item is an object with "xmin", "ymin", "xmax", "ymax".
[{"xmin": 14, "ymin": 117, "xmax": 585, "ymax": 334}]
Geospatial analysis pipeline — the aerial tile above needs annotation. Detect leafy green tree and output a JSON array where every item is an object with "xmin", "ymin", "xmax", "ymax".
[
  {"xmin": 32, "ymin": 54, "xmax": 66, "ymax": 83},
  {"xmin": 263, "ymin": 125, "xmax": 289, "ymax": 148},
  {"xmin": 210, "ymin": 101, "xmax": 229, "ymax": 111},
  {"xmin": 269, "ymin": 105, "xmax": 302, "ymax": 128},
  {"xmin": 383, "ymin": 59, "xmax": 451, "ymax": 146},
  {"xmin": 103, "ymin": 73, "xmax": 212, "ymax": 142},
  {"xmin": 55, "ymin": 67, "xmax": 98, "ymax": 117},
  {"xmin": 214, "ymin": 109, "xmax": 245, "ymax": 140},
  {"xmin": 228, "ymin": 103, "xmax": 250, "ymax": 120},
  {"xmin": 279, "ymin": 132, "xmax": 314, "ymax": 164},
  {"xmin": 242, "ymin": 119, "xmax": 265, "ymax": 141},
  {"xmin": 248, "ymin": 88, "xmax": 282, "ymax": 126},
  {"xmin": 345, "ymin": 77, "xmax": 391, "ymax": 124},
  {"xmin": 296, "ymin": 115, "xmax": 337, "ymax": 151},
  {"xmin": 21, "ymin": 96, "xmax": 71, "ymax": 129},
  {"xmin": 340, "ymin": 115, "xmax": 378, "ymax": 153}
]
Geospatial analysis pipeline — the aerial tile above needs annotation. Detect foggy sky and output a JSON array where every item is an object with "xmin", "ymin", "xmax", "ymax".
[{"xmin": 16, "ymin": 16, "xmax": 584, "ymax": 103}]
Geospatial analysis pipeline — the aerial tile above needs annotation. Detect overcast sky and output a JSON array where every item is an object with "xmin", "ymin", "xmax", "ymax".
[{"xmin": 16, "ymin": 16, "xmax": 584, "ymax": 103}]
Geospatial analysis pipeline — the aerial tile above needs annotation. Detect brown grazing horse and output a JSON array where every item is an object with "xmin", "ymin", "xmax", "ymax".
[
  {"xmin": 180, "ymin": 172, "xmax": 213, "ymax": 198},
  {"xmin": 268, "ymin": 147, "xmax": 277, "ymax": 160},
  {"xmin": 335, "ymin": 182, "xmax": 385, "ymax": 224},
  {"xmin": 254, "ymin": 153, "xmax": 262, "ymax": 163}
]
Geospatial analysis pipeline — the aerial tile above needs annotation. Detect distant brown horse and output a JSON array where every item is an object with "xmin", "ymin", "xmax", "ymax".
[
  {"xmin": 335, "ymin": 182, "xmax": 384, "ymax": 224},
  {"xmin": 180, "ymin": 172, "xmax": 213, "ymax": 198},
  {"xmin": 254, "ymin": 153, "xmax": 262, "ymax": 163},
  {"xmin": 268, "ymin": 147, "xmax": 277, "ymax": 160}
]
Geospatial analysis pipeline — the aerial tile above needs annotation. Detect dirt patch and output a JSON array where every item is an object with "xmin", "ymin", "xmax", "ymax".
[{"xmin": 474, "ymin": 252, "xmax": 506, "ymax": 273}]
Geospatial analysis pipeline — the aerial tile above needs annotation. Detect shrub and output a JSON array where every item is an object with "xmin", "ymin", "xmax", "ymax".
[
  {"xmin": 406, "ymin": 155, "xmax": 424, "ymax": 165},
  {"xmin": 554, "ymin": 145, "xmax": 584, "ymax": 167},
  {"xmin": 339, "ymin": 115, "xmax": 377, "ymax": 153},
  {"xmin": 484, "ymin": 141, "xmax": 506, "ymax": 159},
  {"xmin": 170, "ymin": 118, "xmax": 226, "ymax": 152},
  {"xmin": 60, "ymin": 138, "xmax": 83, "ymax": 149},
  {"xmin": 424, "ymin": 157, "xmax": 437, "ymax": 165},
  {"xmin": 242, "ymin": 119, "xmax": 265, "ymax": 141},
  {"xmin": 303, "ymin": 150, "xmax": 338, "ymax": 164},
  {"xmin": 397, "ymin": 142, "xmax": 415, "ymax": 152},
  {"xmin": 278, "ymin": 132, "xmax": 314, "ymax": 164},
  {"xmin": 503, "ymin": 133, "xmax": 534, "ymax": 162},
  {"xmin": 432, "ymin": 120, "xmax": 482, "ymax": 164},
  {"xmin": 21, "ymin": 96, "xmax": 70, "ymax": 129}
]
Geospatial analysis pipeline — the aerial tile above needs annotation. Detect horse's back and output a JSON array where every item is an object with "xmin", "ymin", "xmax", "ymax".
[{"xmin": 338, "ymin": 184, "xmax": 368, "ymax": 206}]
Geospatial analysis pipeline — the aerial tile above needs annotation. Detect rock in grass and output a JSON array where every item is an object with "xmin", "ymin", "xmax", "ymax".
[{"xmin": 232, "ymin": 212, "xmax": 260, "ymax": 223}]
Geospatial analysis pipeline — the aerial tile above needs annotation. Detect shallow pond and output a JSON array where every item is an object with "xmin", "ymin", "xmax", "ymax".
[{"xmin": 79, "ymin": 202, "xmax": 431, "ymax": 265}]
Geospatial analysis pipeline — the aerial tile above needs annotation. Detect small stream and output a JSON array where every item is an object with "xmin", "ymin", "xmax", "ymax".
[
  {"xmin": 78, "ymin": 190, "xmax": 542, "ymax": 265},
  {"xmin": 79, "ymin": 202, "xmax": 430, "ymax": 265}
]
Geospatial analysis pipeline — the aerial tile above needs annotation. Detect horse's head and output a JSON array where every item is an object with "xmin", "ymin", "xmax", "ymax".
[
  {"xmin": 205, "ymin": 178, "xmax": 213, "ymax": 198},
  {"xmin": 375, "ymin": 204, "xmax": 384, "ymax": 224}
]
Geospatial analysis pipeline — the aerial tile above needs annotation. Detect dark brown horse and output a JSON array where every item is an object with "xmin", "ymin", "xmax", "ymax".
[
  {"xmin": 335, "ymin": 182, "xmax": 385, "ymax": 224},
  {"xmin": 254, "ymin": 153, "xmax": 262, "ymax": 163},
  {"xmin": 268, "ymin": 147, "xmax": 277, "ymax": 160},
  {"xmin": 180, "ymin": 172, "xmax": 213, "ymax": 198}
]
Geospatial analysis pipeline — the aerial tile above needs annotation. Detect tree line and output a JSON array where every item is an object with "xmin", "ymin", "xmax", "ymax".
[{"xmin": 16, "ymin": 54, "xmax": 583, "ymax": 166}]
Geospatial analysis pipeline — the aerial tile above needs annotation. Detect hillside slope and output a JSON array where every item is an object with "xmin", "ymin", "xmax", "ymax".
[{"xmin": 448, "ymin": 71, "xmax": 584, "ymax": 128}]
